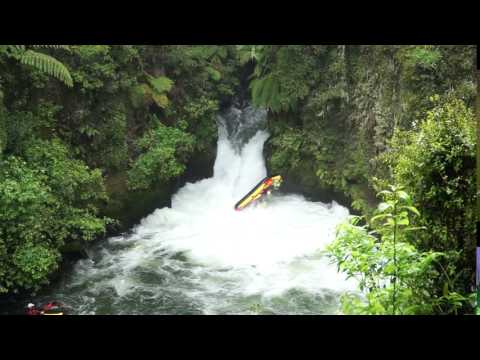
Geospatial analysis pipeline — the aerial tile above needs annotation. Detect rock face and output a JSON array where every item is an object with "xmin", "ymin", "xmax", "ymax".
[
  {"xmin": 101, "ymin": 146, "xmax": 217, "ymax": 235},
  {"xmin": 102, "ymin": 173, "xmax": 175, "ymax": 234},
  {"xmin": 263, "ymin": 134, "xmax": 354, "ymax": 210}
]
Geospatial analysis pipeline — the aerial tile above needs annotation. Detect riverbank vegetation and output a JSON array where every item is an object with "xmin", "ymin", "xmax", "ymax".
[{"xmin": 0, "ymin": 45, "xmax": 476, "ymax": 314}]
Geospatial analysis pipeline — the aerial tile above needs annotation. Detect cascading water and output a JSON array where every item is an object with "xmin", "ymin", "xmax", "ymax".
[{"xmin": 21, "ymin": 105, "xmax": 358, "ymax": 315}]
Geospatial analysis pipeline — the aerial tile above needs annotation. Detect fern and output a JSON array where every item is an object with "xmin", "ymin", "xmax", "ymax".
[
  {"xmin": 206, "ymin": 66, "xmax": 222, "ymax": 81},
  {"xmin": 31, "ymin": 45, "xmax": 70, "ymax": 50},
  {"xmin": 0, "ymin": 45, "xmax": 26, "ymax": 58},
  {"xmin": 147, "ymin": 76, "xmax": 173, "ymax": 94},
  {"xmin": 250, "ymin": 74, "xmax": 283, "ymax": 113},
  {"xmin": 261, "ymin": 76, "xmax": 276, "ymax": 105},
  {"xmin": 250, "ymin": 78, "xmax": 262, "ymax": 105},
  {"xmin": 129, "ymin": 84, "xmax": 149, "ymax": 108},
  {"xmin": 237, "ymin": 45, "xmax": 266, "ymax": 66},
  {"xmin": 20, "ymin": 50, "xmax": 73, "ymax": 87},
  {"xmin": 151, "ymin": 93, "xmax": 169, "ymax": 108},
  {"xmin": 31, "ymin": 45, "xmax": 71, "ymax": 54},
  {"xmin": 130, "ymin": 78, "xmax": 171, "ymax": 109}
]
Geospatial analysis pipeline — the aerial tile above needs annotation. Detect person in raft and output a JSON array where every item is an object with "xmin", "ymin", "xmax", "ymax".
[
  {"xmin": 26, "ymin": 303, "xmax": 42, "ymax": 316},
  {"xmin": 259, "ymin": 176, "xmax": 282, "ymax": 203},
  {"xmin": 266, "ymin": 176, "xmax": 283, "ymax": 196},
  {"xmin": 43, "ymin": 301, "xmax": 63, "ymax": 312},
  {"xmin": 26, "ymin": 301, "xmax": 64, "ymax": 315}
]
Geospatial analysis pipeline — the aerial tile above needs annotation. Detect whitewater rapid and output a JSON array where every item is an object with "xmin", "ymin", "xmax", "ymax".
[{"xmin": 31, "ymin": 105, "xmax": 357, "ymax": 315}]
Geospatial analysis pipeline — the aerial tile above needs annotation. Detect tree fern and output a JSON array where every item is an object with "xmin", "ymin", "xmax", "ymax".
[
  {"xmin": 250, "ymin": 77, "xmax": 264, "ymax": 106},
  {"xmin": 20, "ymin": 50, "xmax": 73, "ymax": 87},
  {"xmin": 147, "ymin": 76, "xmax": 174, "ymax": 94},
  {"xmin": 11, "ymin": 45, "xmax": 26, "ymax": 52},
  {"xmin": 261, "ymin": 76, "xmax": 276, "ymax": 105},
  {"xmin": 250, "ymin": 74, "xmax": 283, "ymax": 113},
  {"xmin": 31, "ymin": 45, "xmax": 70, "ymax": 51},
  {"xmin": 130, "ymin": 76, "xmax": 172, "ymax": 109}
]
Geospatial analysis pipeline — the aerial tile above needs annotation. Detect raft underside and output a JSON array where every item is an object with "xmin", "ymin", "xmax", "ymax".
[{"xmin": 234, "ymin": 176, "xmax": 272, "ymax": 210}]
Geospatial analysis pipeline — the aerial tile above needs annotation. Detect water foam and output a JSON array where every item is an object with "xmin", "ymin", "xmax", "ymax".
[{"xmin": 45, "ymin": 105, "xmax": 357, "ymax": 314}]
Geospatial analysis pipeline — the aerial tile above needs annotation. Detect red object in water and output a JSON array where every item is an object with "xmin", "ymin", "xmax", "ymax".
[
  {"xmin": 43, "ymin": 302, "xmax": 55, "ymax": 311},
  {"xmin": 26, "ymin": 308, "xmax": 42, "ymax": 316}
]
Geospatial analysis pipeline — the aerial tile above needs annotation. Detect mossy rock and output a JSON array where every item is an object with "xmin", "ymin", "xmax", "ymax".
[{"xmin": 101, "ymin": 172, "xmax": 175, "ymax": 233}]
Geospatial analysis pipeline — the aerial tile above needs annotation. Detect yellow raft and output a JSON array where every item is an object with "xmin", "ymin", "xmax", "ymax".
[{"xmin": 234, "ymin": 175, "xmax": 283, "ymax": 211}]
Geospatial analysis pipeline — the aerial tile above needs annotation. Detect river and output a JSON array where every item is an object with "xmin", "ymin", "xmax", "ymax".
[{"xmin": 5, "ymin": 104, "xmax": 357, "ymax": 315}]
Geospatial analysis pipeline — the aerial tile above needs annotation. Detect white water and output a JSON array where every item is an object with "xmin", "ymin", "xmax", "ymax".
[{"xmin": 42, "ymin": 105, "xmax": 357, "ymax": 315}]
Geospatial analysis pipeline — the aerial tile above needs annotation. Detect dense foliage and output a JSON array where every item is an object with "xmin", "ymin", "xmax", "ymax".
[
  {"xmin": 0, "ymin": 45, "xmax": 240, "ymax": 296},
  {"xmin": 375, "ymin": 97, "xmax": 476, "ymax": 313},
  {"xmin": 0, "ymin": 45, "xmax": 475, "ymax": 315},
  {"xmin": 261, "ymin": 45, "xmax": 475, "ymax": 212},
  {"xmin": 0, "ymin": 141, "xmax": 108, "ymax": 293},
  {"xmin": 246, "ymin": 45, "xmax": 476, "ymax": 314},
  {"xmin": 327, "ymin": 187, "xmax": 473, "ymax": 314},
  {"xmin": 127, "ymin": 121, "xmax": 195, "ymax": 190}
]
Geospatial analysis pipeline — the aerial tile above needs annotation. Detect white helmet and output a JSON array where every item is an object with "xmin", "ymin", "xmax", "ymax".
[{"xmin": 27, "ymin": 303, "xmax": 35, "ymax": 308}]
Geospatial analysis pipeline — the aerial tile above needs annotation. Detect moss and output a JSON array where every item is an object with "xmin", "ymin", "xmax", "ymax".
[{"xmin": 102, "ymin": 172, "xmax": 175, "ymax": 233}]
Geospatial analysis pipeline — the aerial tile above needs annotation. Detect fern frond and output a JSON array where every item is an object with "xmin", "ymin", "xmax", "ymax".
[
  {"xmin": 151, "ymin": 93, "xmax": 169, "ymax": 108},
  {"xmin": 269, "ymin": 78, "xmax": 282, "ymax": 112},
  {"xmin": 20, "ymin": 50, "xmax": 73, "ymax": 87},
  {"xmin": 129, "ymin": 84, "xmax": 149, "ymax": 108},
  {"xmin": 206, "ymin": 66, "xmax": 222, "ymax": 81},
  {"xmin": 147, "ymin": 76, "xmax": 174, "ymax": 94},
  {"xmin": 238, "ymin": 50, "xmax": 252, "ymax": 65},
  {"xmin": 31, "ymin": 45, "xmax": 71, "ymax": 51},
  {"xmin": 250, "ymin": 74, "xmax": 283, "ymax": 113},
  {"xmin": 260, "ymin": 76, "xmax": 275, "ymax": 105},
  {"xmin": 250, "ymin": 78, "xmax": 264, "ymax": 106},
  {"xmin": 1, "ymin": 45, "xmax": 25, "ymax": 58}
]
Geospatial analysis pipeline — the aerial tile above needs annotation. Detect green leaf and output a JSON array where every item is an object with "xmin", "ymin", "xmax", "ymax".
[
  {"xmin": 396, "ymin": 191, "xmax": 410, "ymax": 202},
  {"xmin": 377, "ymin": 190, "xmax": 392, "ymax": 197},
  {"xmin": 404, "ymin": 226, "xmax": 427, "ymax": 232},
  {"xmin": 400, "ymin": 206, "xmax": 421, "ymax": 217},
  {"xmin": 371, "ymin": 214, "xmax": 392, "ymax": 223},
  {"xmin": 442, "ymin": 282, "xmax": 449, "ymax": 296},
  {"xmin": 378, "ymin": 202, "xmax": 392, "ymax": 212}
]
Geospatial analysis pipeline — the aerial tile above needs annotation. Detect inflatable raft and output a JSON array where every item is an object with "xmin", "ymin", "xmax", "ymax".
[{"xmin": 234, "ymin": 175, "xmax": 282, "ymax": 211}]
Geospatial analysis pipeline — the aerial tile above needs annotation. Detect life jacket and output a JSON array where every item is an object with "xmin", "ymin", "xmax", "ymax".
[
  {"xmin": 26, "ymin": 308, "xmax": 42, "ymax": 316},
  {"xmin": 44, "ymin": 302, "xmax": 55, "ymax": 311}
]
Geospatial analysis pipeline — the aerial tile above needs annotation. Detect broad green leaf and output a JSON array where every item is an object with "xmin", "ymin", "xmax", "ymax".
[
  {"xmin": 404, "ymin": 226, "xmax": 427, "ymax": 232},
  {"xmin": 400, "ymin": 206, "xmax": 420, "ymax": 217},
  {"xmin": 371, "ymin": 214, "xmax": 392, "ymax": 223},
  {"xmin": 442, "ymin": 282, "xmax": 449, "ymax": 296},
  {"xmin": 397, "ymin": 191, "xmax": 410, "ymax": 202},
  {"xmin": 378, "ymin": 202, "xmax": 392, "ymax": 212}
]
